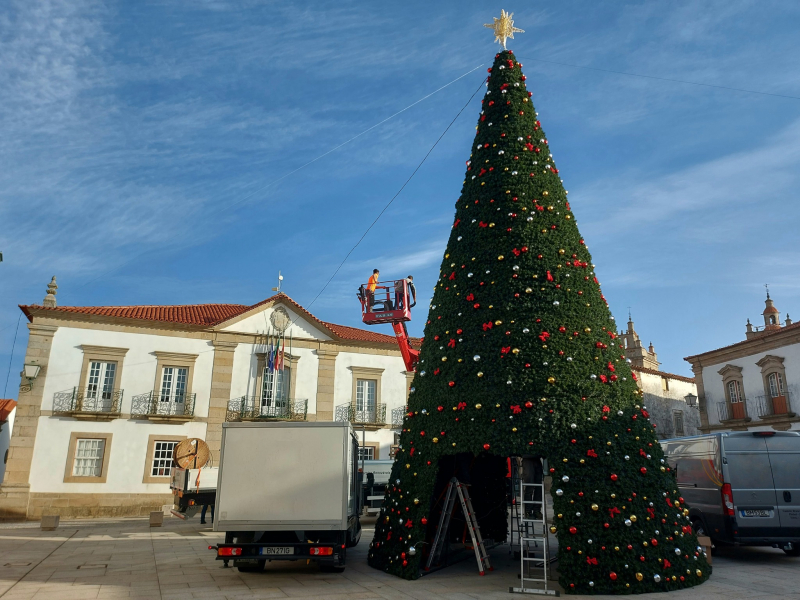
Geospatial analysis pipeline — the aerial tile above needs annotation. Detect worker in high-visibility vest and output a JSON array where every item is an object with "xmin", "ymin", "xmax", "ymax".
[{"xmin": 367, "ymin": 269, "xmax": 379, "ymax": 309}]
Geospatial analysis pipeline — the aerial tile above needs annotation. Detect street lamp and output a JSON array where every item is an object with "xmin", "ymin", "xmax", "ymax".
[
  {"xmin": 20, "ymin": 363, "xmax": 41, "ymax": 392},
  {"xmin": 684, "ymin": 393, "xmax": 698, "ymax": 408}
]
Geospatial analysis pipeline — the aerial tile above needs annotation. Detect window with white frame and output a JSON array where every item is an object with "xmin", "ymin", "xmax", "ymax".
[
  {"xmin": 356, "ymin": 379, "xmax": 377, "ymax": 417},
  {"xmin": 160, "ymin": 367, "xmax": 188, "ymax": 402},
  {"xmin": 768, "ymin": 372, "xmax": 785, "ymax": 398},
  {"xmin": 86, "ymin": 361, "xmax": 116, "ymax": 400},
  {"xmin": 72, "ymin": 439, "xmax": 106, "ymax": 477},
  {"xmin": 727, "ymin": 380, "xmax": 743, "ymax": 403},
  {"xmin": 358, "ymin": 446, "xmax": 375, "ymax": 461},
  {"xmin": 150, "ymin": 440, "xmax": 178, "ymax": 477},
  {"xmin": 262, "ymin": 367, "xmax": 290, "ymax": 408},
  {"xmin": 672, "ymin": 411, "xmax": 685, "ymax": 436}
]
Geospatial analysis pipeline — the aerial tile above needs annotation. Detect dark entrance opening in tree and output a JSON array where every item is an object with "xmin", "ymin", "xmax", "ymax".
[{"xmin": 367, "ymin": 50, "xmax": 710, "ymax": 595}]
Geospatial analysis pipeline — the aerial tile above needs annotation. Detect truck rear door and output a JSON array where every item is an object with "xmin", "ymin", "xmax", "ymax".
[
  {"xmin": 765, "ymin": 435, "xmax": 800, "ymax": 536},
  {"xmin": 723, "ymin": 436, "xmax": 781, "ymax": 536}
]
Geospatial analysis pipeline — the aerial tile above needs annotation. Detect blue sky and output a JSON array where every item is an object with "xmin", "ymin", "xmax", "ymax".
[{"xmin": 2, "ymin": 0, "xmax": 800, "ymax": 392}]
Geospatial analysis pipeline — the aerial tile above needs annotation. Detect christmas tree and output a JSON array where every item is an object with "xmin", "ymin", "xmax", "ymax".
[{"xmin": 367, "ymin": 14, "xmax": 711, "ymax": 595}]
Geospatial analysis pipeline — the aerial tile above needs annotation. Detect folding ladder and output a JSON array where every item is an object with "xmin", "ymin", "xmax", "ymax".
[
  {"xmin": 510, "ymin": 481, "xmax": 558, "ymax": 595},
  {"xmin": 426, "ymin": 478, "xmax": 492, "ymax": 575}
]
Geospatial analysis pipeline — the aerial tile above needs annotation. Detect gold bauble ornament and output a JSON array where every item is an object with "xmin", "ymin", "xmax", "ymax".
[
  {"xmin": 432, "ymin": 437, "xmax": 439, "ymax": 443},
  {"xmin": 549, "ymin": 526, "xmax": 557, "ymax": 534},
  {"xmin": 547, "ymin": 377, "xmax": 555, "ymax": 384},
  {"xmin": 591, "ymin": 504, "xmax": 599, "ymax": 511},
  {"xmin": 635, "ymin": 573, "xmax": 643, "ymax": 582},
  {"xmin": 475, "ymin": 403, "xmax": 482, "ymax": 409},
  {"xmin": 414, "ymin": 498, "xmax": 419, "ymax": 505},
  {"xmin": 696, "ymin": 570, "xmax": 702, "ymax": 577},
  {"xmin": 630, "ymin": 515, "xmax": 637, "ymax": 522}
]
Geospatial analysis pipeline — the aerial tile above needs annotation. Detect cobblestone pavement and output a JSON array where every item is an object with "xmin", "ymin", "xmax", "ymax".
[{"xmin": 0, "ymin": 517, "xmax": 798, "ymax": 600}]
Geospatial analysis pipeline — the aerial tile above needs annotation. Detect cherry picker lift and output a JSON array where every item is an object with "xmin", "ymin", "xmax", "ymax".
[{"xmin": 357, "ymin": 279, "xmax": 419, "ymax": 372}]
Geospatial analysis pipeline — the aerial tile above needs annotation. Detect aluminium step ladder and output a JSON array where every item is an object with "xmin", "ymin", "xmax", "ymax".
[
  {"xmin": 510, "ymin": 481, "xmax": 558, "ymax": 595},
  {"xmin": 426, "ymin": 478, "xmax": 492, "ymax": 575}
]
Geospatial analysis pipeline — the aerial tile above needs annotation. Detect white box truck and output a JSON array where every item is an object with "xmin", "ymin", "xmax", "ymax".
[{"xmin": 211, "ymin": 421, "xmax": 362, "ymax": 572}]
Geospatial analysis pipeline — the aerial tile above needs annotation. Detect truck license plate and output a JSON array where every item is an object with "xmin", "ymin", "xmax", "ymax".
[
  {"xmin": 261, "ymin": 547, "xmax": 293, "ymax": 555},
  {"xmin": 742, "ymin": 509, "xmax": 771, "ymax": 517}
]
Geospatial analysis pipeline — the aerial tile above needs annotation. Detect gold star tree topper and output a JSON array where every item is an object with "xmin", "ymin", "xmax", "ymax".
[{"xmin": 484, "ymin": 10, "xmax": 524, "ymax": 50}]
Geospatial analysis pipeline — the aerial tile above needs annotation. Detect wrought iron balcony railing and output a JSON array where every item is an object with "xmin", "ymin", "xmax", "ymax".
[
  {"xmin": 53, "ymin": 387, "xmax": 123, "ymax": 416},
  {"xmin": 717, "ymin": 400, "xmax": 750, "ymax": 422},
  {"xmin": 335, "ymin": 403, "xmax": 387, "ymax": 426},
  {"xmin": 225, "ymin": 397, "xmax": 308, "ymax": 422},
  {"xmin": 131, "ymin": 391, "xmax": 196, "ymax": 419},
  {"xmin": 391, "ymin": 405, "xmax": 408, "ymax": 428},
  {"xmin": 754, "ymin": 393, "xmax": 794, "ymax": 418}
]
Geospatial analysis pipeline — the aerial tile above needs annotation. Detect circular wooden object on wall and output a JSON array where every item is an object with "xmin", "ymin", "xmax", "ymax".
[{"xmin": 173, "ymin": 438, "xmax": 210, "ymax": 469}]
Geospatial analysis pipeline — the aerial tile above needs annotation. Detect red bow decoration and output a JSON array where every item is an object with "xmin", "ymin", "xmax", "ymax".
[
  {"xmin": 433, "ymin": 368, "xmax": 440, "ymax": 375},
  {"xmin": 410, "ymin": 448, "xmax": 415, "ymax": 457},
  {"xmin": 641, "ymin": 409, "xmax": 649, "ymax": 418},
  {"xmin": 457, "ymin": 402, "xmax": 467, "ymax": 411},
  {"xmin": 546, "ymin": 271, "xmax": 554, "ymax": 282},
  {"xmin": 453, "ymin": 218, "xmax": 460, "ymax": 228},
  {"xmin": 599, "ymin": 374, "xmax": 608, "ymax": 383},
  {"xmin": 663, "ymin": 559, "xmax": 671, "ymax": 569},
  {"xmin": 586, "ymin": 449, "xmax": 598, "ymax": 458},
  {"xmin": 466, "ymin": 293, "xmax": 475, "ymax": 301},
  {"xmin": 632, "ymin": 373, "xmax": 638, "ymax": 382},
  {"xmin": 538, "ymin": 331, "xmax": 550, "ymax": 342},
  {"xmin": 602, "ymin": 405, "xmax": 610, "ymax": 413},
  {"xmin": 666, "ymin": 498, "xmax": 673, "ymax": 507},
  {"xmin": 511, "ymin": 405, "xmax": 522, "ymax": 414},
  {"xmin": 447, "ymin": 339, "xmax": 456, "ymax": 348},
  {"xmin": 482, "ymin": 321, "xmax": 493, "ymax": 331},
  {"xmin": 512, "ymin": 247, "xmax": 521, "ymax": 256},
  {"xmin": 449, "ymin": 272, "xmax": 456, "ymax": 280},
  {"xmin": 478, "ymin": 168, "xmax": 487, "ymax": 177},
  {"xmin": 501, "ymin": 346, "xmax": 511, "ymax": 354},
  {"xmin": 639, "ymin": 449, "xmax": 647, "ymax": 457},
  {"xmin": 647, "ymin": 508, "xmax": 655, "ymax": 519},
  {"xmin": 586, "ymin": 557, "xmax": 598, "ymax": 565},
  {"xmin": 608, "ymin": 507, "xmax": 621, "ymax": 518},
  {"xmin": 405, "ymin": 519, "xmax": 413, "ymax": 529},
  {"xmin": 479, "ymin": 221, "xmax": 488, "ymax": 228},
  {"xmin": 607, "ymin": 362, "xmax": 615, "ymax": 372}
]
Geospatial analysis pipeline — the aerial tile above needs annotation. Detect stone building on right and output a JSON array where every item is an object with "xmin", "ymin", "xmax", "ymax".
[
  {"xmin": 685, "ymin": 291, "xmax": 800, "ymax": 433},
  {"xmin": 620, "ymin": 314, "xmax": 700, "ymax": 438}
]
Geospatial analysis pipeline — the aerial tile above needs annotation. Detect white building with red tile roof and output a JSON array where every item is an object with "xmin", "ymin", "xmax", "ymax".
[
  {"xmin": 685, "ymin": 292, "xmax": 800, "ymax": 434},
  {"xmin": 0, "ymin": 283, "xmax": 417, "ymax": 520}
]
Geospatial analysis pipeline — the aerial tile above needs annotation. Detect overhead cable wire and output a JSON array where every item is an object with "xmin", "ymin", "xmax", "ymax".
[
  {"xmin": 518, "ymin": 55, "xmax": 800, "ymax": 102},
  {"xmin": 297, "ymin": 76, "xmax": 487, "ymax": 319},
  {"xmin": 72, "ymin": 63, "xmax": 486, "ymax": 291}
]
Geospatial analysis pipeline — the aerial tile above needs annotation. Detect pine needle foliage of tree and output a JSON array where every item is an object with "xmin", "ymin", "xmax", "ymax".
[{"xmin": 367, "ymin": 50, "xmax": 711, "ymax": 594}]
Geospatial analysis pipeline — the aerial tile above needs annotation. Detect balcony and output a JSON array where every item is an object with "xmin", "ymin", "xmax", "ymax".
[
  {"xmin": 716, "ymin": 400, "xmax": 751, "ymax": 425},
  {"xmin": 754, "ymin": 393, "xmax": 796, "ymax": 420},
  {"xmin": 53, "ymin": 388, "xmax": 123, "ymax": 420},
  {"xmin": 131, "ymin": 391, "xmax": 196, "ymax": 422},
  {"xmin": 225, "ymin": 397, "xmax": 308, "ymax": 422},
  {"xmin": 391, "ymin": 405, "xmax": 408, "ymax": 429},
  {"xmin": 335, "ymin": 403, "xmax": 387, "ymax": 429}
]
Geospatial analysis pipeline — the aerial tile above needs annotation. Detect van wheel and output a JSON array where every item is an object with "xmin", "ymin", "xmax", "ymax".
[
  {"xmin": 783, "ymin": 546, "xmax": 800, "ymax": 557},
  {"xmin": 692, "ymin": 520, "xmax": 717, "ymax": 555},
  {"xmin": 320, "ymin": 564, "xmax": 346, "ymax": 573}
]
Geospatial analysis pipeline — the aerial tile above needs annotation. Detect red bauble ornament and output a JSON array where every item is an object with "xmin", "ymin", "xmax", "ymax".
[
  {"xmin": 421, "ymin": 517, "xmax": 428, "ymax": 525},
  {"xmin": 651, "ymin": 539, "xmax": 658, "ymax": 546},
  {"xmin": 448, "ymin": 381, "xmax": 455, "ymax": 387},
  {"xmin": 569, "ymin": 526, "xmax": 577, "ymax": 535},
  {"xmin": 640, "ymin": 467, "xmax": 647, "ymax": 475},
  {"xmin": 402, "ymin": 560, "xmax": 408, "ymax": 566},
  {"xmin": 610, "ymin": 474, "xmax": 618, "ymax": 481},
  {"xmin": 437, "ymin": 406, "xmax": 443, "ymax": 412},
  {"xmin": 483, "ymin": 443, "xmax": 490, "ymax": 450},
  {"xmin": 610, "ymin": 572, "xmax": 617, "ymax": 581},
  {"xmin": 627, "ymin": 544, "xmax": 633, "ymax": 550}
]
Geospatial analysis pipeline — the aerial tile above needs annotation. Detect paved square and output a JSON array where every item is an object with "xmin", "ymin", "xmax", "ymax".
[{"xmin": 0, "ymin": 517, "xmax": 798, "ymax": 599}]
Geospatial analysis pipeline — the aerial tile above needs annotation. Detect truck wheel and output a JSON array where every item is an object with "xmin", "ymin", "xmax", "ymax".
[
  {"xmin": 237, "ymin": 560, "xmax": 265, "ymax": 572},
  {"xmin": 320, "ymin": 564, "xmax": 346, "ymax": 573}
]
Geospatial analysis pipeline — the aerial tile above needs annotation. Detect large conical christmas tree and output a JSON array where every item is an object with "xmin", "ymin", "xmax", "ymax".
[{"xmin": 367, "ymin": 43, "xmax": 711, "ymax": 594}]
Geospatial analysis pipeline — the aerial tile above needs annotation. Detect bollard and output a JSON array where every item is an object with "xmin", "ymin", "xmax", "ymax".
[
  {"xmin": 150, "ymin": 511, "xmax": 164, "ymax": 527},
  {"xmin": 41, "ymin": 515, "xmax": 60, "ymax": 531}
]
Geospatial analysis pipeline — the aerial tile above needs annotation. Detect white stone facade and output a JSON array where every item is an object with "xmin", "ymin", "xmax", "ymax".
[{"xmin": 0, "ymin": 294, "xmax": 413, "ymax": 519}]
